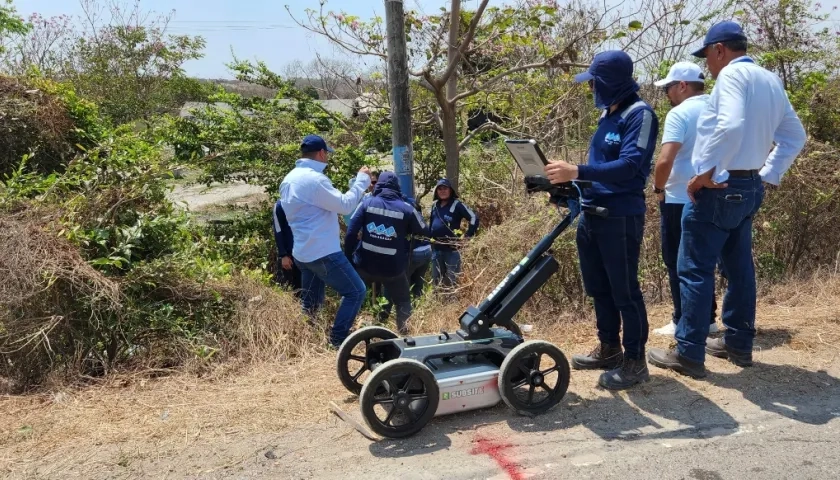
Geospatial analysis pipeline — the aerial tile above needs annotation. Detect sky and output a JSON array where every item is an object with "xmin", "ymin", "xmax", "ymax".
[
  {"xmin": 14, "ymin": 0, "xmax": 840, "ymax": 79},
  {"xmin": 15, "ymin": 0, "xmax": 510, "ymax": 79}
]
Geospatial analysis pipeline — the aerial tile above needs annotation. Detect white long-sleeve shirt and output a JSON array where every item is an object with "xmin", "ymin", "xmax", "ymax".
[
  {"xmin": 279, "ymin": 159, "xmax": 370, "ymax": 263},
  {"xmin": 691, "ymin": 56, "xmax": 807, "ymax": 185}
]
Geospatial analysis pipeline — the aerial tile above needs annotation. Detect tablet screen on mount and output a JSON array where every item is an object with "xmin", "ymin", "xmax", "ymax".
[{"xmin": 504, "ymin": 139, "xmax": 549, "ymax": 177}]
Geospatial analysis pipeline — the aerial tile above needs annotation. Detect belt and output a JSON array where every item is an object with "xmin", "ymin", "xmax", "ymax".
[{"xmin": 727, "ymin": 169, "xmax": 759, "ymax": 177}]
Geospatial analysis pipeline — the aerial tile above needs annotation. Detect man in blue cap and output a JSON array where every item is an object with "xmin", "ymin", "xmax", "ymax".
[
  {"xmin": 280, "ymin": 134, "xmax": 372, "ymax": 347},
  {"xmin": 544, "ymin": 50, "xmax": 659, "ymax": 390},
  {"xmin": 648, "ymin": 21, "xmax": 806, "ymax": 377}
]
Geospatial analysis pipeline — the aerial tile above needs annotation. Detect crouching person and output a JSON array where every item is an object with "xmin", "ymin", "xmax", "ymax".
[{"xmin": 344, "ymin": 172, "xmax": 428, "ymax": 335}]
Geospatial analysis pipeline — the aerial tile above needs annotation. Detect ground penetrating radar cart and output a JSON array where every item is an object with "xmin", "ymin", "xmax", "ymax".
[{"xmin": 335, "ymin": 139, "xmax": 609, "ymax": 438}]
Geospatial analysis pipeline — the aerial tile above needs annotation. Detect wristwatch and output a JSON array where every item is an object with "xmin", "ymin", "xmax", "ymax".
[{"xmin": 653, "ymin": 186, "xmax": 664, "ymax": 194}]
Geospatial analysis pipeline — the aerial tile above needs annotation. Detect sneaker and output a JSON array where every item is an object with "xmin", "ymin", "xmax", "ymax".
[
  {"xmin": 571, "ymin": 343, "xmax": 623, "ymax": 370},
  {"xmin": 647, "ymin": 348, "xmax": 707, "ymax": 378},
  {"xmin": 654, "ymin": 321, "xmax": 720, "ymax": 336},
  {"xmin": 653, "ymin": 321, "xmax": 677, "ymax": 336},
  {"xmin": 705, "ymin": 338, "xmax": 752, "ymax": 367},
  {"xmin": 598, "ymin": 356, "xmax": 650, "ymax": 390}
]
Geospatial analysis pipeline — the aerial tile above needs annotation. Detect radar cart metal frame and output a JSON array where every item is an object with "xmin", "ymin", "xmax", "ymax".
[{"xmin": 335, "ymin": 140, "xmax": 609, "ymax": 439}]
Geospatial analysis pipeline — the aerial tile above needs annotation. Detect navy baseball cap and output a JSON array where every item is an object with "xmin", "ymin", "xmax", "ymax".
[
  {"xmin": 692, "ymin": 20, "xmax": 747, "ymax": 58},
  {"xmin": 574, "ymin": 50, "xmax": 634, "ymax": 83},
  {"xmin": 300, "ymin": 134, "xmax": 335, "ymax": 153}
]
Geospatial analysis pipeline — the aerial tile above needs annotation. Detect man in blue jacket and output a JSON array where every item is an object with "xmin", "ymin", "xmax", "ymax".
[
  {"xmin": 378, "ymin": 201, "xmax": 434, "ymax": 322},
  {"xmin": 428, "ymin": 178, "xmax": 479, "ymax": 288},
  {"xmin": 544, "ymin": 50, "xmax": 659, "ymax": 390},
  {"xmin": 344, "ymin": 172, "xmax": 428, "ymax": 335},
  {"xmin": 272, "ymin": 198, "xmax": 301, "ymax": 295}
]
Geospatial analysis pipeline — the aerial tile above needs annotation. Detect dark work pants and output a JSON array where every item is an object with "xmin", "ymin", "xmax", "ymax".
[
  {"xmin": 659, "ymin": 201, "xmax": 717, "ymax": 325},
  {"xmin": 381, "ymin": 247, "xmax": 433, "ymax": 319},
  {"xmin": 274, "ymin": 261, "xmax": 302, "ymax": 297},
  {"xmin": 576, "ymin": 213, "xmax": 648, "ymax": 360},
  {"xmin": 358, "ymin": 268, "xmax": 412, "ymax": 333}
]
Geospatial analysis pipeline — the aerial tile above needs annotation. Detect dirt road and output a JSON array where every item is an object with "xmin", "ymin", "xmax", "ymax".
[
  {"xmin": 199, "ymin": 356, "xmax": 840, "ymax": 480},
  {"xmin": 3, "ymin": 295, "xmax": 840, "ymax": 479}
]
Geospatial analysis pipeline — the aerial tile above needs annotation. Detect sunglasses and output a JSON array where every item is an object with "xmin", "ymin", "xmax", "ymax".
[{"xmin": 662, "ymin": 82, "xmax": 679, "ymax": 93}]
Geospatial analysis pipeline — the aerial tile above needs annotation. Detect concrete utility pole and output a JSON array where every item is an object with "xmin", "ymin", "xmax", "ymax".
[{"xmin": 384, "ymin": 0, "xmax": 415, "ymax": 201}]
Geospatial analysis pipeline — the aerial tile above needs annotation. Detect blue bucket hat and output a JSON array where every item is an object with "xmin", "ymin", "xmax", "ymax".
[
  {"xmin": 573, "ymin": 50, "xmax": 634, "ymax": 84},
  {"xmin": 692, "ymin": 20, "xmax": 747, "ymax": 58},
  {"xmin": 574, "ymin": 50, "xmax": 639, "ymax": 109}
]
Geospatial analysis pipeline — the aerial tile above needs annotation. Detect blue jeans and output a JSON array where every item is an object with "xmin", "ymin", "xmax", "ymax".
[
  {"xmin": 660, "ymin": 201, "xmax": 717, "ymax": 325},
  {"xmin": 432, "ymin": 249, "xmax": 461, "ymax": 287},
  {"xmin": 576, "ymin": 213, "xmax": 648, "ymax": 360},
  {"xmin": 676, "ymin": 175, "xmax": 764, "ymax": 363},
  {"xmin": 295, "ymin": 251, "xmax": 367, "ymax": 346}
]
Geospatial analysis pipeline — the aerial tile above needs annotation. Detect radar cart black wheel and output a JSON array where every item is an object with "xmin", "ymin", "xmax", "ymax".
[
  {"xmin": 359, "ymin": 358, "xmax": 440, "ymax": 439},
  {"xmin": 498, "ymin": 340, "xmax": 570, "ymax": 415},
  {"xmin": 336, "ymin": 326, "xmax": 398, "ymax": 395}
]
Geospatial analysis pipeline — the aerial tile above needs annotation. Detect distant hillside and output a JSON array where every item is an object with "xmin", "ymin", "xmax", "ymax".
[{"xmin": 195, "ymin": 78, "xmax": 364, "ymax": 100}]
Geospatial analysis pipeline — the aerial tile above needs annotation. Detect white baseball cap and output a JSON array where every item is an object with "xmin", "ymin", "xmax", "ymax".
[{"xmin": 653, "ymin": 62, "xmax": 706, "ymax": 87}]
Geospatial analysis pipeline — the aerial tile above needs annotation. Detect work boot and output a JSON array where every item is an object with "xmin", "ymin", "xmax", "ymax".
[
  {"xmin": 706, "ymin": 338, "xmax": 753, "ymax": 367},
  {"xmin": 648, "ymin": 348, "xmax": 707, "ymax": 379},
  {"xmin": 571, "ymin": 343, "xmax": 623, "ymax": 370},
  {"xmin": 598, "ymin": 355, "xmax": 649, "ymax": 390}
]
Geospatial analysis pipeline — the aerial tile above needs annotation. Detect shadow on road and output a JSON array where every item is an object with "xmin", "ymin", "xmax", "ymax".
[
  {"xmin": 366, "ymin": 352, "xmax": 840, "ymax": 459},
  {"xmin": 751, "ymin": 327, "xmax": 794, "ymax": 350},
  {"xmin": 705, "ymin": 362, "xmax": 840, "ymax": 425},
  {"xmin": 505, "ymin": 375, "xmax": 740, "ymax": 442}
]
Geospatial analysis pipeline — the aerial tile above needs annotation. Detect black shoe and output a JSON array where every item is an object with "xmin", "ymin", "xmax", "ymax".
[
  {"xmin": 648, "ymin": 348, "xmax": 707, "ymax": 379},
  {"xmin": 572, "ymin": 343, "xmax": 623, "ymax": 370},
  {"xmin": 706, "ymin": 338, "xmax": 753, "ymax": 367},
  {"xmin": 598, "ymin": 356, "xmax": 650, "ymax": 390}
]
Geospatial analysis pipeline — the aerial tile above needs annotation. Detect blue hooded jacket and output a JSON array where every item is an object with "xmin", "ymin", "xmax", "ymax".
[
  {"xmin": 428, "ymin": 178, "xmax": 479, "ymax": 251},
  {"xmin": 573, "ymin": 51, "xmax": 659, "ymax": 216},
  {"xmin": 272, "ymin": 199, "xmax": 294, "ymax": 258},
  {"xmin": 344, "ymin": 172, "xmax": 428, "ymax": 277}
]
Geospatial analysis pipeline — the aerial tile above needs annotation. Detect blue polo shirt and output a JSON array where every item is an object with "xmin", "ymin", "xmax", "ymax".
[{"xmin": 576, "ymin": 93, "xmax": 659, "ymax": 216}]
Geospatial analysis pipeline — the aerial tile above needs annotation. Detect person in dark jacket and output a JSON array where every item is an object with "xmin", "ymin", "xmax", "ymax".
[
  {"xmin": 344, "ymin": 171, "xmax": 427, "ymax": 334},
  {"xmin": 543, "ymin": 50, "xmax": 659, "ymax": 391},
  {"xmin": 378, "ymin": 201, "xmax": 433, "ymax": 322},
  {"xmin": 272, "ymin": 199, "xmax": 302, "ymax": 295},
  {"xmin": 428, "ymin": 178, "xmax": 479, "ymax": 288},
  {"xmin": 407, "ymin": 201, "xmax": 433, "ymax": 298}
]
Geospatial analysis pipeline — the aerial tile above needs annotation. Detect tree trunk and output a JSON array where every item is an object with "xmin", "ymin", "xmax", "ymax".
[
  {"xmin": 442, "ymin": 103, "xmax": 460, "ymax": 190},
  {"xmin": 445, "ymin": 0, "xmax": 461, "ymax": 190}
]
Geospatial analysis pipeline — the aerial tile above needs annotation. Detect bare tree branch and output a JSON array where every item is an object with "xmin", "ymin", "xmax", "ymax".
[
  {"xmin": 435, "ymin": 0, "xmax": 491, "ymax": 90},
  {"xmin": 458, "ymin": 121, "xmax": 527, "ymax": 149},
  {"xmin": 284, "ymin": 4, "xmax": 387, "ymax": 59},
  {"xmin": 452, "ymin": 57, "xmax": 589, "ymax": 104}
]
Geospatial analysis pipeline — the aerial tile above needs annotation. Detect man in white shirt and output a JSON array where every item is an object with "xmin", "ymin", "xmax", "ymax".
[
  {"xmin": 280, "ymin": 134, "xmax": 372, "ymax": 347},
  {"xmin": 650, "ymin": 62, "xmax": 720, "ymax": 337},
  {"xmin": 648, "ymin": 21, "xmax": 806, "ymax": 378}
]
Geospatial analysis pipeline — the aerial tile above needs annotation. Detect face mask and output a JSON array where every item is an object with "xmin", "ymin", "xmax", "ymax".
[{"xmin": 593, "ymin": 88, "xmax": 607, "ymax": 110}]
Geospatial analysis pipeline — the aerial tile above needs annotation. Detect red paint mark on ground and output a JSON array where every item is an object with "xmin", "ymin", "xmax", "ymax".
[{"xmin": 470, "ymin": 435, "xmax": 524, "ymax": 480}]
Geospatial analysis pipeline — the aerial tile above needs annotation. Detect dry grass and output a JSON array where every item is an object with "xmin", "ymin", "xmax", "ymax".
[
  {"xmin": 0, "ymin": 209, "xmax": 123, "ymax": 389},
  {"xmin": 0, "ymin": 76, "xmax": 76, "ymax": 177}
]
